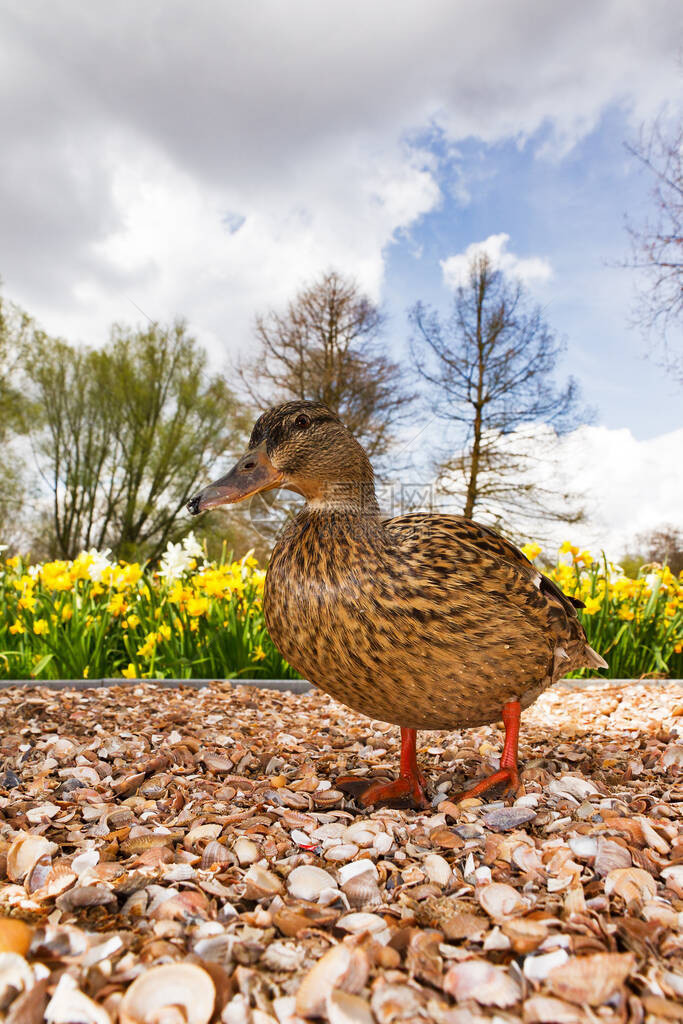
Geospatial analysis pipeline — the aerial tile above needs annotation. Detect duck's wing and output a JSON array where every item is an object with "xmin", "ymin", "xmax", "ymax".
[{"xmin": 383, "ymin": 513, "xmax": 584, "ymax": 619}]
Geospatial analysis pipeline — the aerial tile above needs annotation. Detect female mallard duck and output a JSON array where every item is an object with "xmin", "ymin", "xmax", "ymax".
[{"xmin": 188, "ymin": 400, "xmax": 607, "ymax": 808}]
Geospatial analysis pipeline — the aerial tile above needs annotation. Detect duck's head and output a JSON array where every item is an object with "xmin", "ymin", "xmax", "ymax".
[{"xmin": 187, "ymin": 400, "xmax": 376, "ymax": 515}]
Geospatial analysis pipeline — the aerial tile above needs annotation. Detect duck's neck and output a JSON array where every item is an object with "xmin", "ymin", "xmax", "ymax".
[{"xmin": 304, "ymin": 480, "xmax": 381, "ymax": 518}]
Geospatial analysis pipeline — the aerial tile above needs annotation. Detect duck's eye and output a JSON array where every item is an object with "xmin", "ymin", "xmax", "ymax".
[{"xmin": 294, "ymin": 414, "xmax": 311, "ymax": 430}]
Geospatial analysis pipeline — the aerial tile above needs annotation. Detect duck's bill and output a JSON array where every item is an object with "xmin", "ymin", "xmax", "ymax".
[{"xmin": 186, "ymin": 445, "xmax": 284, "ymax": 515}]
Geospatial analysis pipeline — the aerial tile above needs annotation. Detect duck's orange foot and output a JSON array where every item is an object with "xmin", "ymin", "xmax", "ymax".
[
  {"xmin": 336, "ymin": 771, "xmax": 430, "ymax": 810},
  {"xmin": 336, "ymin": 726, "xmax": 430, "ymax": 810},
  {"xmin": 452, "ymin": 700, "xmax": 522, "ymax": 804},
  {"xmin": 452, "ymin": 765, "xmax": 521, "ymax": 803}
]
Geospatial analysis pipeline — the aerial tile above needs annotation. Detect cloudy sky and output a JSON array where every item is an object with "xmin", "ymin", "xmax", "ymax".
[{"xmin": 1, "ymin": 0, "xmax": 681, "ymax": 464}]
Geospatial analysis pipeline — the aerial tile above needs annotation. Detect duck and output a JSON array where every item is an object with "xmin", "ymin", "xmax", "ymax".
[{"xmin": 187, "ymin": 400, "xmax": 607, "ymax": 809}]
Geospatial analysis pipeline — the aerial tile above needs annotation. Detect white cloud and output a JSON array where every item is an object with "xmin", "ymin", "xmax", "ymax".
[
  {"xmin": 0, "ymin": 1, "xmax": 679, "ymax": 353},
  {"xmin": 441, "ymin": 233, "xmax": 553, "ymax": 290},
  {"xmin": 438, "ymin": 423, "xmax": 683, "ymax": 557}
]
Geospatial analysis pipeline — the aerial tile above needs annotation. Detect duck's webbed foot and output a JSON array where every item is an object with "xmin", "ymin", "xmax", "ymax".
[
  {"xmin": 336, "ymin": 727, "xmax": 430, "ymax": 810},
  {"xmin": 453, "ymin": 700, "xmax": 522, "ymax": 803}
]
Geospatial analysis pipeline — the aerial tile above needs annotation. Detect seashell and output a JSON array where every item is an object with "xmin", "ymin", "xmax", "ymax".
[
  {"xmin": 33, "ymin": 860, "xmax": 77, "ymax": 901},
  {"xmin": 56, "ymin": 885, "xmax": 117, "ymax": 912},
  {"xmin": 661, "ymin": 864, "xmax": 683, "ymax": 897},
  {"xmin": 200, "ymin": 841, "xmax": 232, "ymax": 870},
  {"xmin": 523, "ymin": 995, "xmax": 588, "ymax": 1023},
  {"xmin": 0, "ymin": 919, "xmax": 33, "ymax": 956},
  {"xmin": 443, "ymin": 959, "xmax": 521, "ymax": 1008},
  {"xmin": 139, "ymin": 774, "xmax": 170, "ymax": 798},
  {"xmin": 373, "ymin": 833, "xmax": 392, "ymax": 855},
  {"xmin": 106, "ymin": 807, "xmax": 134, "ymax": 829},
  {"xmin": 483, "ymin": 806, "xmax": 536, "ymax": 831},
  {"xmin": 243, "ymin": 864, "xmax": 283, "ymax": 900},
  {"xmin": 0, "ymin": 952, "xmax": 35, "ymax": 1005},
  {"xmin": 662, "ymin": 744, "xmax": 683, "ymax": 769},
  {"xmin": 511, "ymin": 843, "xmax": 545, "ymax": 876},
  {"xmin": 337, "ymin": 860, "xmax": 378, "ymax": 886},
  {"xmin": 119, "ymin": 963, "xmax": 215, "ymax": 1024},
  {"xmin": 547, "ymin": 952, "xmax": 635, "ymax": 1006},
  {"xmin": 184, "ymin": 824, "xmax": 222, "ymax": 849},
  {"xmin": 231, "ymin": 837, "xmax": 259, "ymax": 865},
  {"xmin": 336, "ymin": 912, "xmax": 386, "ymax": 934},
  {"xmin": 324, "ymin": 844, "xmax": 359, "ymax": 862},
  {"xmin": 312, "ymin": 788, "xmax": 344, "ymax": 807},
  {"xmin": 272, "ymin": 902, "xmax": 340, "ymax": 937},
  {"xmin": 50, "ymin": 737, "xmax": 76, "ymax": 759},
  {"xmin": 260, "ymin": 940, "xmax": 306, "ymax": 972},
  {"xmin": 483, "ymin": 925, "xmax": 510, "ymax": 951},
  {"xmin": 430, "ymin": 826, "xmax": 464, "ymax": 850},
  {"xmin": 295, "ymin": 941, "xmax": 369, "ymax": 1018},
  {"xmin": 371, "ymin": 983, "xmax": 425, "ymax": 1023},
  {"xmin": 548, "ymin": 776, "xmax": 600, "ymax": 803},
  {"xmin": 406, "ymin": 929, "xmax": 444, "ymax": 988},
  {"xmin": 120, "ymin": 834, "xmax": 174, "ymax": 855},
  {"xmin": 523, "ymin": 948, "xmax": 570, "ymax": 981},
  {"xmin": 0, "ymin": 769, "xmax": 20, "ymax": 790},
  {"xmin": 7, "ymin": 835, "xmax": 58, "ymax": 883},
  {"xmin": 112, "ymin": 771, "xmax": 146, "ymax": 796},
  {"xmin": 71, "ymin": 850, "xmax": 100, "ymax": 876},
  {"xmin": 326, "ymin": 990, "xmax": 374, "ymax": 1024},
  {"xmin": 477, "ymin": 881, "xmax": 529, "ymax": 920},
  {"xmin": 422, "ymin": 853, "xmax": 451, "ymax": 887},
  {"xmin": 433, "ymin": 908, "xmax": 488, "ymax": 942},
  {"xmin": 567, "ymin": 836, "xmax": 598, "ymax": 860},
  {"xmin": 342, "ymin": 823, "xmax": 376, "ymax": 847},
  {"xmin": 594, "ymin": 837, "xmax": 631, "ymax": 876},
  {"xmin": 45, "ymin": 973, "xmax": 111, "ymax": 1024},
  {"xmin": 604, "ymin": 867, "xmax": 656, "ymax": 902},
  {"xmin": 151, "ymin": 890, "xmax": 209, "ymax": 922},
  {"xmin": 341, "ymin": 869, "xmax": 382, "ymax": 909},
  {"xmin": 26, "ymin": 854, "xmax": 53, "ymax": 894},
  {"xmin": 200, "ymin": 754, "xmax": 233, "ymax": 773},
  {"xmin": 501, "ymin": 916, "xmax": 549, "ymax": 954},
  {"xmin": 287, "ymin": 864, "xmax": 336, "ymax": 901},
  {"xmin": 26, "ymin": 802, "xmax": 60, "ymax": 824}
]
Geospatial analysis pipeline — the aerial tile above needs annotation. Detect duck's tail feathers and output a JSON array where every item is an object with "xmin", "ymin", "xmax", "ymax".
[{"xmin": 584, "ymin": 644, "xmax": 608, "ymax": 670}]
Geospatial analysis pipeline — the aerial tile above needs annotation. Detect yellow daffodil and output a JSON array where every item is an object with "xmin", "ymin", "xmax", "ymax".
[
  {"xmin": 33, "ymin": 619, "xmax": 49, "ymax": 636},
  {"xmin": 521, "ymin": 542, "xmax": 542, "ymax": 561},
  {"xmin": 122, "ymin": 663, "xmax": 137, "ymax": 678},
  {"xmin": 187, "ymin": 596, "xmax": 209, "ymax": 617},
  {"xmin": 9, "ymin": 621, "xmax": 25, "ymax": 635}
]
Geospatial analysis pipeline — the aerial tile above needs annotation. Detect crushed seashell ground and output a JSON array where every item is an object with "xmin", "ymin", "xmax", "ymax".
[{"xmin": 0, "ymin": 679, "xmax": 681, "ymax": 1023}]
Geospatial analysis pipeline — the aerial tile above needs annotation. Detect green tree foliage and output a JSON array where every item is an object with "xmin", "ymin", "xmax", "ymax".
[
  {"xmin": 22, "ymin": 320, "xmax": 247, "ymax": 561},
  {"xmin": 0, "ymin": 291, "xmax": 31, "ymax": 546}
]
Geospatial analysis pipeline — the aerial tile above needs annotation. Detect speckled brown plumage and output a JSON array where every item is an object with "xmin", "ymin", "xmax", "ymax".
[
  {"xmin": 190, "ymin": 400, "xmax": 607, "ymax": 737},
  {"xmin": 265, "ymin": 507, "xmax": 601, "ymax": 730}
]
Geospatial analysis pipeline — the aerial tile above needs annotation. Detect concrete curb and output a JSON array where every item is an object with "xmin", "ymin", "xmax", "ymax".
[
  {"xmin": 0, "ymin": 678, "xmax": 313, "ymax": 693},
  {"xmin": 0, "ymin": 678, "xmax": 679, "ymax": 692}
]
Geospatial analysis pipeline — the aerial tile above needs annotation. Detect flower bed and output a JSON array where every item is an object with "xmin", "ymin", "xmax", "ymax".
[{"xmin": 0, "ymin": 536, "xmax": 681, "ymax": 681}]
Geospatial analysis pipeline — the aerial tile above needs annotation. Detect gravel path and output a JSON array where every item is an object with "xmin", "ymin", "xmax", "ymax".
[{"xmin": 0, "ymin": 680, "xmax": 681, "ymax": 1023}]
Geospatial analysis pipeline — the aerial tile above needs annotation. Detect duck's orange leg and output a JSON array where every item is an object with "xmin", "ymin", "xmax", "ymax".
[
  {"xmin": 337, "ymin": 727, "xmax": 430, "ymax": 809},
  {"xmin": 455, "ymin": 700, "xmax": 521, "ymax": 801}
]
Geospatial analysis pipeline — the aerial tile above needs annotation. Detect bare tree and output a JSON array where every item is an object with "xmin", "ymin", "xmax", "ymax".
[
  {"xmin": 626, "ymin": 523, "xmax": 683, "ymax": 576},
  {"xmin": 625, "ymin": 115, "xmax": 683, "ymax": 379},
  {"xmin": 410, "ymin": 253, "xmax": 586, "ymax": 535},
  {"xmin": 236, "ymin": 270, "xmax": 414, "ymax": 458}
]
